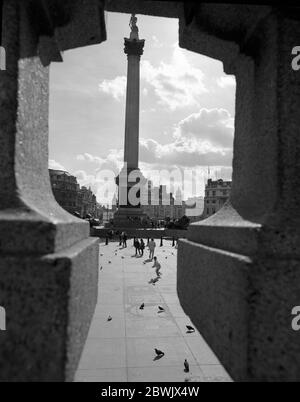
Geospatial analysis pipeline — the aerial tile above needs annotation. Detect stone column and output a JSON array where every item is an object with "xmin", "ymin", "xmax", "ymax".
[
  {"xmin": 114, "ymin": 17, "xmax": 146, "ymax": 227},
  {"xmin": 124, "ymin": 40, "xmax": 143, "ymax": 169},
  {"xmin": 0, "ymin": 0, "xmax": 106, "ymax": 381},
  {"xmin": 177, "ymin": 6, "xmax": 300, "ymax": 381}
]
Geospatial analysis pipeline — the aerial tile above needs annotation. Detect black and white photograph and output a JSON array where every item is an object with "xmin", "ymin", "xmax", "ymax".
[{"xmin": 0, "ymin": 0, "xmax": 300, "ymax": 386}]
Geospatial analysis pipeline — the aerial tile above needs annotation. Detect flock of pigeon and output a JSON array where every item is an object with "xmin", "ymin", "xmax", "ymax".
[{"xmin": 100, "ymin": 244, "xmax": 196, "ymax": 374}]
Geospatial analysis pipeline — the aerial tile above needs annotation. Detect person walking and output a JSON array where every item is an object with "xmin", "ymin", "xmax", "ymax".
[
  {"xmin": 139, "ymin": 239, "xmax": 145, "ymax": 256},
  {"xmin": 134, "ymin": 238, "xmax": 140, "ymax": 256},
  {"xmin": 152, "ymin": 256, "xmax": 161, "ymax": 277},
  {"xmin": 148, "ymin": 238, "xmax": 156, "ymax": 260},
  {"xmin": 123, "ymin": 232, "xmax": 127, "ymax": 248}
]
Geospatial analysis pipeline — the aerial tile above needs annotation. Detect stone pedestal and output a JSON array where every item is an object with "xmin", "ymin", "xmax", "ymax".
[
  {"xmin": 114, "ymin": 166, "xmax": 147, "ymax": 228},
  {"xmin": 0, "ymin": 0, "xmax": 106, "ymax": 381}
]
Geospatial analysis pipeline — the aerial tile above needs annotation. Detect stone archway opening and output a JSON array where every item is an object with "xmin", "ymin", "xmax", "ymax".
[
  {"xmin": 1, "ymin": 0, "xmax": 299, "ymax": 383},
  {"xmin": 47, "ymin": 7, "xmax": 236, "ymax": 382}
]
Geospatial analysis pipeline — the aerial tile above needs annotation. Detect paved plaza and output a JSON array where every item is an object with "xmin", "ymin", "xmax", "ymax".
[{"xmin": 75, "ymin": 241, "xmax": 232, "ymax": 382}]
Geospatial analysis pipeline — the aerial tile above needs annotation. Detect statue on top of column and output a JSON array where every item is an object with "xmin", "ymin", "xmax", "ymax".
[{"xmin": 129, "ymin": 14, "xmax": 139, "ymax": 40}]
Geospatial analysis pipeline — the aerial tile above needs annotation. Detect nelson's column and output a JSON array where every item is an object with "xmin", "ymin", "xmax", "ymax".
[{"xmin": 114, "ymin": 14, "xmax": 147, "ymax": 227}]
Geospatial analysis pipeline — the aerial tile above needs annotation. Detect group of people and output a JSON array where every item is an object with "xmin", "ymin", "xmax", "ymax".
[
  {"xmin": 119, "ymin": 232, "xmax": 128, "ymax": 248},
  {"xmin": 133, "ymin": 238, "xmax": 156, "ymax": 258},
  {"xmin": 132, "ymin": 238, "xmax": 161, "ymax": 277},
  {"xmin": 134, "ymin": 238, "xmax": 145, "ymax": 256}
]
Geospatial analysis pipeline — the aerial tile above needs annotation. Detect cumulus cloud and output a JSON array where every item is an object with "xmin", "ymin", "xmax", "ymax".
[
  {"xmin": 99, "ymin": 76, "xmax": 127, "ymax": 101},
  {"xmin": 71, "ymin": 108, "xmax": 234, "ymax": 201},
  {"xmin": 176, "ymin": 108, "xmax": 234, "ymax": 149},
  {"xmin": 152, "ymin": 35, "xmax": 163, "ymax": 48},
  {"xmin": 76, "ymin": 153, "xmax": 104, "ymax": 165},
  {"xmin": 141, "ymin": 45, "xmax": 207, "ymax": 110},
  {"xmin": 76, "ymin": 151, "xmax": 122, "ymax": 171},
  {"xmin": 139, "ymin": 108, "xmax": 234, "ymax": 167},
  {"xmin": 97, "ymin": 45, "xmax": 207, "ymax": 109},
  {"xmin": 49, "ymin": 159, "xmax": 66, "ymax": 171},
  {"xmin": 217, "ymin": 75, "xmax": 236, "ymax": 88}
]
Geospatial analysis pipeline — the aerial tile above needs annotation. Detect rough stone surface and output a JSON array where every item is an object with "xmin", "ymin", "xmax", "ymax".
[
  {"xmin": 176, "ymin": 5, "xmax": 300, "ymax": 382},
  {"xmin": 178, "ymin": 240, "xmax": 251, "ymax": 381},
  {"xmin": 1, "ymin": 0, "xmax": 300, "ymax": 382},
  {"xmin": 0, "ymin": 0, "xmax": 105, "ymax": 381},
  {"xmin": 0, "ymin": 238, "xmax": 99, "ymax": 381}
]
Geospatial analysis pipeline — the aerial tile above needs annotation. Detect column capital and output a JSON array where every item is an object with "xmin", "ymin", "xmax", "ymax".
[{"xmin": 124, "ymin": 38, "xmax": 145, "ymax": 57}]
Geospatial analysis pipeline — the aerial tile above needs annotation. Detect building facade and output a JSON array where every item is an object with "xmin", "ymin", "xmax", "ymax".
[
  {"xmin": 49, "ymin": 169, "xmax": 79, "ymax": 215},
  {"xmin": 49, "ymin": 169, "xmax": 99, "ymax": 218},
  {"xmin": 142, "ymin": 182, "xmax": 185, "ymax": 221},
  {"xmin": 203, "ymin": 179, "xmax": 231, "ymax": 218}
]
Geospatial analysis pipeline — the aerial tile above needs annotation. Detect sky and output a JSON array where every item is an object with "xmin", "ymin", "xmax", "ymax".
[{"xmin": 49, "ymin": 12, "xmax": 236, "ymax": 205}]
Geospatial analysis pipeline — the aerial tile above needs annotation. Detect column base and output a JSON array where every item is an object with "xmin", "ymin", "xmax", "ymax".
[{"xmin": 113, "ymin": 208, "xmax": 147, "ymax": 228}]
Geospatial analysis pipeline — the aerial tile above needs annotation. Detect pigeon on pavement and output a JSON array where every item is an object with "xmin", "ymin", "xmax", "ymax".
[
  {"xmin": 139, "ymin": 303, "xmax": 145, "ymax": 310},
  {"xmin": 158, "ymin": 306, "xmax": 165, "ymax": 312},
  {"xmin": 107, "ymin": 316, "xmax": 112, "ymax": 322},
  {"xmin": 155, "ymin": 348, "xmax": 165, "ymax": 357},
  {"xmin": 186, "ymin": 325, "xmax": 195, "ymax": 333},
  {"xmin": 184, "ymin": 359, "xmax": 190, "ymax": 373}
]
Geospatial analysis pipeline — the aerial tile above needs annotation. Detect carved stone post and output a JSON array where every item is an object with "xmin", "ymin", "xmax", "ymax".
[
  {"xmin": 178, "ymin": 6, "xmax": 300, "ymax": 381},
  {"xmin": 0, "ymin": 0, "xmax": 106, "ymax": 381}
]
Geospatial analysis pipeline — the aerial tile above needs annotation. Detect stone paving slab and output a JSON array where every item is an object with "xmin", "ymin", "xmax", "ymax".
[{"xmin": 75, "ymin": 241, "xmax": 232, "ymax": 382}]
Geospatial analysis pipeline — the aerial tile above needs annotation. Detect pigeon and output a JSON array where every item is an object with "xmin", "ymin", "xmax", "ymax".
[
  {"xmin": 158, "ymin": 306, "xmax": 165, "ymax": 312},
  {"xmin": 100, "ymin": 253, "xmax": 103, "ymax": 256},
  {"xmin": 165, "ymin": 257, "xmax": 168, "ymax": 259},
  {"xmin": 155, "ymin": 348, "xmax": 165, "ymax": 357},
  {"xmin": 186, "ymin": 325, "xmax": 195, "ymax": 333},
  {"xmin": 108, "ymin": 261, "xmax": 112, "ymax": 264},
  {"xmin": 107, "ymin": 316, "xmax": 112, "ymax": 322},
  {"xmin": 139, "ymin": 303, "xmax": 145, "ymax": 310},
  {"xmin": 100, "ymin": 266, "xmax": 103, "ymax": 271},
  {"xmin": 184, "ymin": 359, "xmax": 190, "ymax": 373},
  {"xmin": 121, "ymin": 256, "xmax": 125, "ymax": 259},
  {"xmin": 152, "ymin": 277, "xmax": 159, "ymax": 284}
]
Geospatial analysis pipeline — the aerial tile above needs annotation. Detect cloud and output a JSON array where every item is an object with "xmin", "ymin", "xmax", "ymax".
[
  {"xmin": 74, "ymin": 168, "xmax": 117, "ymax": 206},
  {"xmin": 152, "ymin": 35, "xmax": 163, "ymax": 48},
  {"xmin": 176, "ymin": 108, "xmax": 234, "ymax": 149},
  {"xmin": 141, "ymin": 45, "xmax": 207, "ymax": 110},
  {"xmin": 97, "ymin": 45, "xmax": 207, "ymax": 110},
  {"xmin": 140, "ymin": 138, "xmax": 232, "ymax": 167},
  {"xmin": 49, "ymin": 159, "xmax": 66, "ymax": 171},
  {"xmin": 76, "ymin": 153, "xmax": 105, "ymax": 165},
  {"xmin": 71, "ymin": 108, "xmax": 234, "ymax": 202},
  {"xmin": 217, "ymin": 76, "xmax": 236, "ymax": 88},
  {"xmin": 99, "ymin": 76, "xmax": 127, "ymax": 101},
  {"xmin": 139, "ymin": 108, "xmax": 234, "ymax": 167}
]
